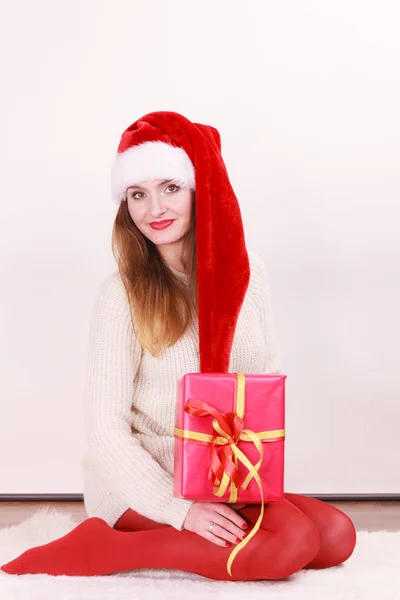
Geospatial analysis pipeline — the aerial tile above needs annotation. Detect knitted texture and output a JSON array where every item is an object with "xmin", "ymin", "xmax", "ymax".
[{"xmin": 81, "ymin": 250, "xmax": 283, "ymax": 531}]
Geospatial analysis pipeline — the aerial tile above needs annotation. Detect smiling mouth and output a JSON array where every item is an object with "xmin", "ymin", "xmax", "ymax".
[{"xmin": 149, "ymin": 219, "xmax": 175, "ymax": 229}]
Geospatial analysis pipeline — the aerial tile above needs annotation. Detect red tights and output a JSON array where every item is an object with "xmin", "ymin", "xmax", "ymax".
[
  {"xmin": 113, "ymin": 493, "xmax": 356, "ymax": 579},
  {"xmin": 1, "ymin": 493, "xmax": 356, "ymax": 581}
]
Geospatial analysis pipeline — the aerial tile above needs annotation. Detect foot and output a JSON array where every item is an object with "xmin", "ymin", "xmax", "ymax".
[{"xmin": 1, "ymin": 517, "xmax": 117, "ymax": 576}]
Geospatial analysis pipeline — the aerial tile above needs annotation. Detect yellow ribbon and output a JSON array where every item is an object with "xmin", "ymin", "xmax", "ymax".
[{"xmin": 174, "ymin": 372, "xmax": 286, "ymax": 576}]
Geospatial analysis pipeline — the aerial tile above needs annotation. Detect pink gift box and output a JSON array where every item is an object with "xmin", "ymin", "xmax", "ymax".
[{"xmin": 174, "ymin": 372, "xmax": 286, "ymax": 504}]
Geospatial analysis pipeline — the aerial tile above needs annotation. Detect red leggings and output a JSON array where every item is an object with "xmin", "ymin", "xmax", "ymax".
[
  {"xmin": 113, "ymin": 492, "xmax": 357, "ymax": 580},
  {"xmin": 1, "ymin": 492, "xmax": 356, "ymax": 579}
]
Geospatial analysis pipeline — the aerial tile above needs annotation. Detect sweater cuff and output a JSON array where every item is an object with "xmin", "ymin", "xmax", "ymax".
[{"xmin": 161, "ymin": 496, "xmax": 195, "ymax": 531}]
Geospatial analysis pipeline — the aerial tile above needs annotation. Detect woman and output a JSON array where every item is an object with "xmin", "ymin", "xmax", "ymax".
[{"xmin": 1, "ymin": 111, "xmax": 356, "ymax": 580}]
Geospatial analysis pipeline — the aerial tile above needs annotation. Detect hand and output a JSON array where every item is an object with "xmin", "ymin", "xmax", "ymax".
[{"xmin": 183, "ymin": 501, "xmax": 249, "ymax": 547}]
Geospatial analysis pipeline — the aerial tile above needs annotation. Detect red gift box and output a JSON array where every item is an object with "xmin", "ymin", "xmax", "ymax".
[
  {"xmin": 174, "ymin": 372, "xmax": 286, "ymax": 502},
  {"xmin": 173, "ymin": 372, "xmax": 286, "ymax": 576}
]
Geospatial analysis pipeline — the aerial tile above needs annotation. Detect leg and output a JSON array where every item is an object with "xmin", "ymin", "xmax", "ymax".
[
  {"xmin": 114, "ymin": 495, "xmax": 355, "ymax": 572},
  {"xmin": 1, "ymin": 500, "xmax": 320, "ymax": 581},
  {"xmin": 283, "ymin": 493, "xmax": 357, "ymax": 568}
]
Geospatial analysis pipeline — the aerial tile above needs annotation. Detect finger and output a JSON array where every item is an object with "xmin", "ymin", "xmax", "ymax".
[
  {"xmin": 205, "ymin": 515, "xmax": 248, "ymax": 544},
  {"xmin": 202, "ymin": 529, "xmax": 231, "ymax": 547},
  {"xmin": 209, "ymin": 521, "xmax": 246, "ymax": 545},
  {"xmin": 212, "ymin": 512, "xmax": 243, "ymax": 533},
  {"xmin": 214, "ymin": 504, "xmax": 249, "ymax": 532}
]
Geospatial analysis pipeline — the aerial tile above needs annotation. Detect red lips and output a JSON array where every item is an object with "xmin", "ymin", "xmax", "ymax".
[{"xmin": 149, "ymin": 220, "xmax": 175, "ymax": 230}]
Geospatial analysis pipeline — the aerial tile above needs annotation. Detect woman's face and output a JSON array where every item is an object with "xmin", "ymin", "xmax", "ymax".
[{"xmin": 126, "ymin": 179, "xmax": 194, "ymax": 248}]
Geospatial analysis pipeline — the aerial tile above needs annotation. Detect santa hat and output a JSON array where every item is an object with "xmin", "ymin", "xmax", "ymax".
[{"xmin": 111, "ymin": 111, "xmax": 250, "ymax": 374}]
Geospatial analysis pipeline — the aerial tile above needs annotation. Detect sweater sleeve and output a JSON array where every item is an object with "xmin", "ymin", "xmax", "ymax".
[
  {"xmin": 84, "ymin": 272, "xmax": 194, "ymax": 530},
  {"xmin": 250, "ymin": 251, "xmax": 284, "ymax": 374}
]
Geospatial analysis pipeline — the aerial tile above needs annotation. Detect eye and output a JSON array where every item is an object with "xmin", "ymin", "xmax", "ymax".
[
  {"xmin": 130, "ymin": 191, "xmax": 144, "ymax": 200},
  {"xmin": 165, "ymin": 184, "xmax": 180, "ymax": 193}
]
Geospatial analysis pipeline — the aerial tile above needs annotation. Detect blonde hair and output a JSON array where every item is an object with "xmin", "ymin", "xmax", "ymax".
[{"xmin": 111, "ymin": 195, "xmax": 198, "ymax": 356}]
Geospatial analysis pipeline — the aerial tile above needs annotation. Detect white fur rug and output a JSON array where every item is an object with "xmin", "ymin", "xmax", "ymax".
[{"xmin": 0, "ymin": 508, "xmax": 398, "ymax": 600}]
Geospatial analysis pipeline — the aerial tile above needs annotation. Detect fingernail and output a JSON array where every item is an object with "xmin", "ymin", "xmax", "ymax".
[
  {"xmin": 225, "ymin": 541, "xmax": 231, "ymax": 547},
  {"xmin": 241, "ymin": 523, "xmax": 248, "ymax": 529}
]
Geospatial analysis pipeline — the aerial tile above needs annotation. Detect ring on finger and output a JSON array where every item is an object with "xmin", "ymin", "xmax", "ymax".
[{"xmin": 209, "ymin": 522, "xmax": 216, "ymax": 532}]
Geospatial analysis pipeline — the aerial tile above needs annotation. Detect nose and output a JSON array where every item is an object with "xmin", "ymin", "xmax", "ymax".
[{"xmin": 148, "ymin": 191, "xmax": 169, "ymax": 218}]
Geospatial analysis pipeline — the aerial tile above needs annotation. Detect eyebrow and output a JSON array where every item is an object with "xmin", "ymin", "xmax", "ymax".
[{"xmin": 127, "ymin": 179, "xmax": 176, "ymax": 192}]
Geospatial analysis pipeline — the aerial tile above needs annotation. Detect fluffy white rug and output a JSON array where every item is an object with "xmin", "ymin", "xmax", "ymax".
[{"xmin": 0, "ymin": 508, "xmax": 398, "ymax": 600}]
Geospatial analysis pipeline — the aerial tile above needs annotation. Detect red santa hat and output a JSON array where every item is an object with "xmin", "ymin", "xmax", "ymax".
[{"xmin": 111, "ymin": 111, "xmax": 250, "ymax": 374}]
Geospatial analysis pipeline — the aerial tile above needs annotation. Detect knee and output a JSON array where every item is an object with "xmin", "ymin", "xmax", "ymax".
[
  {"xmin": 327, "ymin": 510, "xmax": 357, "ymax": 566},
  {"xmin": 277, "ymin": 512, "xmax": 321, "ymax": 578},
  {"xmin": 309, "ymin": 508, "xmax": 357, "ymax": 569}
]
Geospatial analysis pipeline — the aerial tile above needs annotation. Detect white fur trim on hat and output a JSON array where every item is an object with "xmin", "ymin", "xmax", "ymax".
[{"xmin": 110, "ymin": 141, "xmax": 195, "ymax": 204}]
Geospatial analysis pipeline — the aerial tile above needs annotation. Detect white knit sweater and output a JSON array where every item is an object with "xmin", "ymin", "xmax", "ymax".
[{"xmin": 81, "ymin": 249, "xmax": 283, "ymax": 530}]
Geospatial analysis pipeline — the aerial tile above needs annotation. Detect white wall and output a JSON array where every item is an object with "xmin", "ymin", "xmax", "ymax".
[{"xmin": 0, "ymin": 0, "xmax": 399, "ymax": 494}]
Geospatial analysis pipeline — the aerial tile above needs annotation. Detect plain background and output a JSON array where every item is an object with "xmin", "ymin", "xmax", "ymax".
[{"xmin": 0, "ymin": 0, "xmax": 399, "ymax": 494}]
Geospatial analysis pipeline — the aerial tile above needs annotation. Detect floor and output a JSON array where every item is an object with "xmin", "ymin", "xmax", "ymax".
[{"xmin": 0, "ymin": 501, "xmax": 400, "ymax": 531}]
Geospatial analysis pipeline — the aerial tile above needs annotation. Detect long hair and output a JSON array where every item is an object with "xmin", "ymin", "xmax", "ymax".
[{"xmin": 111, "ymin": 193, "xmax": 198, "ymax": 356}]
